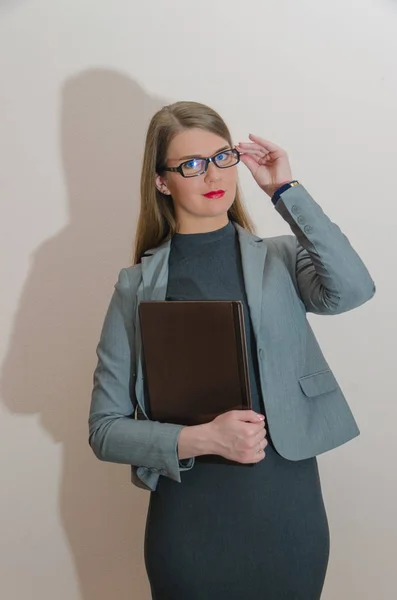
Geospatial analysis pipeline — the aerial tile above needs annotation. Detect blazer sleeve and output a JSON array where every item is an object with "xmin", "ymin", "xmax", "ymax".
[
  {"xmin": 273, "ymin": 184, "xmax": 376, "ymax": 314},
  {"xmin": 88, "ymin": 268, "xmax": 194, "ymax": 483}
]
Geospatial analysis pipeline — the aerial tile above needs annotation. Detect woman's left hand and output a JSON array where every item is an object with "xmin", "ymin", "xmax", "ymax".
[{"xmin": 235, "ymin": 134, "xmax": 294, "ymax": 198}]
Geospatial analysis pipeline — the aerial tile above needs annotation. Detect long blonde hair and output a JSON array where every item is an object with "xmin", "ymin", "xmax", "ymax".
[{"xmin": 132, "ymin": 101, "xmax": 256, "ymax": 265}]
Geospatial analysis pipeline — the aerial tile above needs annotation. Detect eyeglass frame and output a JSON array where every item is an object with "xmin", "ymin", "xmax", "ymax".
[{"xmin": 159, "ymin": 147, "xmax": 241, "ymax": 178}]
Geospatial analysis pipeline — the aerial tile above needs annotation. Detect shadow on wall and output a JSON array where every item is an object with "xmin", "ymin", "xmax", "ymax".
[{"xmin": 1, "ymin": 69, "xmax": 165, "ymax": 600}]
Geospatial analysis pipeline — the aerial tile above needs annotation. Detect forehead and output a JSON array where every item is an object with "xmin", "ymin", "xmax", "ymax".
[{"xmin": 167, "ymin": 128, "xmax": 229, "ymax": 161}]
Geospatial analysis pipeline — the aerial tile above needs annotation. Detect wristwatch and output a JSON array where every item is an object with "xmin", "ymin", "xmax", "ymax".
[{"xmin": 271, "ymin": 180, "xmax": 300, "ymax": 206}]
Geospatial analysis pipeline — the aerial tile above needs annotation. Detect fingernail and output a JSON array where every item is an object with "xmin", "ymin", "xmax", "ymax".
[{"xmin": 257, "ymin": 414, "xmax": 264, "ymax": 420}]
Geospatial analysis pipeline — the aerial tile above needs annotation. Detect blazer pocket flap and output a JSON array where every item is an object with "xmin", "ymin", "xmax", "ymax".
[{"xmin": 298, "ymin": 369, "xmax": 338, "ymax": 397}]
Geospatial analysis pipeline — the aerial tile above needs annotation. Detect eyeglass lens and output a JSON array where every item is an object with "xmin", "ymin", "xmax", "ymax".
[{"xmin": 182, "ymin": 149, "xmax": 239, "ymax": 176}]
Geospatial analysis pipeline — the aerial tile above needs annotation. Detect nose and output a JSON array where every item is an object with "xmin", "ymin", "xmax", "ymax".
[{"xmin": 204, "ymin": 160, "xmax": 221, "ymax": 183}]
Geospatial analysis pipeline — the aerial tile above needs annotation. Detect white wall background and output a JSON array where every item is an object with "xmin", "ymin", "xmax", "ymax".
[{"xmin": 0, "ymin": 1, "xmax": 395, "ymax": 598}]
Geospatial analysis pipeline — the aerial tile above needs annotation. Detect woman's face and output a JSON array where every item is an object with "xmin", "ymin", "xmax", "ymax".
[{"xmin": 156, "ymin": 128, "xmax": 238, "ymax": 233}]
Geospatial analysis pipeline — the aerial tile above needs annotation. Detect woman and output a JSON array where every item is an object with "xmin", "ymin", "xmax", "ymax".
[{"xmin": 89, "ymin": 101, "xmax": 375, "ymax": 599}]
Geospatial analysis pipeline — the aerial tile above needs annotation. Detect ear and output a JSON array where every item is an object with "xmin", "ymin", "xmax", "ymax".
[{"xmin": 155, "ymin": 173, "xmax": 171, "ymax": 195}]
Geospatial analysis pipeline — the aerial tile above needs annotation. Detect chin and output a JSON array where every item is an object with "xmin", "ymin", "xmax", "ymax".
[{"xmin": 206, "ymin": 202, "xmax": 231, "ymax": 216}]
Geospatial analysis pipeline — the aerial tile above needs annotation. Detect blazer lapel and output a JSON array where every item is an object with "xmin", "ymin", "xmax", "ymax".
[
  {"xmin": 140, "ymin": 238, "xmax": 171, "ymax": 301},
  {"xmin": 233, "ymin": 222, "xmax": 268, "ymax": 342}
]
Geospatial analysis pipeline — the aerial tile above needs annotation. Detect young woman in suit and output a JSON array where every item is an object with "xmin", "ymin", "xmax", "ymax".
[{"xmin": 89, "ymin": 101, "xmax": 375, "ymax": 599}]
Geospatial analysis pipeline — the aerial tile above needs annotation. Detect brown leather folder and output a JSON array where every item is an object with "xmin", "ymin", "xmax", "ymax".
[{"xmin": 138, "ymin": 300, "xmax": 252, "ymax": 427}]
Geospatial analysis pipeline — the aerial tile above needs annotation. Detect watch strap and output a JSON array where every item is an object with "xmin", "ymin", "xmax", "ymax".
[{"xmin": 271, "ymin": 180, "xmax": 300, "ymax": 206}]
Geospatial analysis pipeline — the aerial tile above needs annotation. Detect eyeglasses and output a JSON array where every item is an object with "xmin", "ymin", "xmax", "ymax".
[{"xmin": 161, "ymin": 148, "xmax": 240, "ymax": 178}]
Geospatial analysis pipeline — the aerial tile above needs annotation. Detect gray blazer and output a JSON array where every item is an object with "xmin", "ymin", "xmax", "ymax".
[{"xmin": 88, "ymin": 184, "xmax": 376, "ymax": 492}]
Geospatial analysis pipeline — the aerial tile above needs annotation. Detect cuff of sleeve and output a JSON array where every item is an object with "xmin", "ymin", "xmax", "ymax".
[{"xmin": 158, "ymin": 424, "xmax": 196, "ymax": 482}]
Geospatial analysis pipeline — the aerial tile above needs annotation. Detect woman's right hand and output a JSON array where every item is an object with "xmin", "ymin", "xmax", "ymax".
[{"xmin": 207, "ymin": 410, "xmax": 268, "ymax": 463}]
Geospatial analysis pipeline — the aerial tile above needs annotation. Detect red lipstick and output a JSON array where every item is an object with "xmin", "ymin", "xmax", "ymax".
[{"xmin": 203, "ymin": 190, "xmax": 225, "ymax": 199}]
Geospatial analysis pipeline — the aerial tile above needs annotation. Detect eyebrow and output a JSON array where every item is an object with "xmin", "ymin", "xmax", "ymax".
[{"xmin": 177, "ymin": 145, "xmax": 231, "ymax": 161}]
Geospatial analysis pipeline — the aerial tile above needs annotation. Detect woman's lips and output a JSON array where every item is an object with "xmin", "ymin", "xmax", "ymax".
[{"xmin": 203, "ymin": 190, "xmax": 225, "ymax": 199}]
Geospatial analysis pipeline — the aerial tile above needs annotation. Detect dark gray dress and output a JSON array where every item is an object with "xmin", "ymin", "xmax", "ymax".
[{"xmin": 144, "ymin": 221, "xmax": 330, "ymax": 600}]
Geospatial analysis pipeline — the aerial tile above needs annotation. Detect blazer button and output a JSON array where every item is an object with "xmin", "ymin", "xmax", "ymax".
[
  {"xmin": 304, "ymin": 225, "xmax": 313, "ymax": 234},
  {"xmin": 291, "ymin": 205, "xmax": 299, "ymax": 214},
  {"xmin": 297, "ymin": 215, "xmax": 306, "ymax": 225}
]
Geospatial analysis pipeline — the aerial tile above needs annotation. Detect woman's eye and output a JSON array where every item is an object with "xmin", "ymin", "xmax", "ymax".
[
  {"xmin": 185, "ymin": 159, "xmax": 198, "ymax": 169},
  {"xmin": 216, "ymin": 152, "xmax": 228, "ymax": 162}
]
